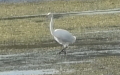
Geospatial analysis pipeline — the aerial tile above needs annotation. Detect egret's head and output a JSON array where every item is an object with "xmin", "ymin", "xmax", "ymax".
[
  {"xmin": 47, "ymin": 12, "xmax": 51, "ymax": 15},
  {"xmin": 47, "ymin": 12, "xmax": 53, "ymax": 17}
]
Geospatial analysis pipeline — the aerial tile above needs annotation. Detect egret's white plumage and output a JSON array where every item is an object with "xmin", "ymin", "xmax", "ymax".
[{"xmin": 47, "ymin": 13, "xmax": 76, "ymax": 54}]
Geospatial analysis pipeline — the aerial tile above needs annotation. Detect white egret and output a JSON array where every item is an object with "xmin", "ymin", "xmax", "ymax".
[{"xmin": 47, "ymin": 13, "xmax": 76, "ymax": 54}]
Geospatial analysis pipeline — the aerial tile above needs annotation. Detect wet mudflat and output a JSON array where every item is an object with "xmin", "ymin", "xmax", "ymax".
[{"xmin": 0, "ymin": 28, "xmax": 120, "ymax": 75}]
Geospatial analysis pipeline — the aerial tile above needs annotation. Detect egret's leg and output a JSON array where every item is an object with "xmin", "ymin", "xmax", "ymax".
[{"xmin": 58, "ymin": 46, "xmax": 68, "ymax": 54}]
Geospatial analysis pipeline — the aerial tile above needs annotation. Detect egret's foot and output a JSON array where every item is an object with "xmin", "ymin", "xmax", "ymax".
[
  {"xmin": 58, "ymin": 46, "xmax": 67, "ymax": 55},
  {"xmin": 58, "ymin": 50, "xmax": 66, "ymax": 55}
]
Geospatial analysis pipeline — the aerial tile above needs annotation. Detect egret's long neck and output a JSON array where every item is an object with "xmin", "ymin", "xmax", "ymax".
[{"xmin": 50, "ymin": 15, "xmax": 54, "ymax": 35}]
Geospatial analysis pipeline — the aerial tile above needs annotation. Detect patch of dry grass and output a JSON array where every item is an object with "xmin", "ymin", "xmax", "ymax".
[
  {"xmin": 55, "ymin": 13, "xmax": 120, "ymax": 34},
  {"xmin": 0, "ymin": 0, "xmax": 120, "ymax": 47},
  {"xmin": 0, "ymin": 13, "xmax": 120, "ymax": 46}
]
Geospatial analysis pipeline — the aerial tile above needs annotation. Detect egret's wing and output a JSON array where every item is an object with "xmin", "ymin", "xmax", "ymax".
[
  {"xmin": 54, "ymin": 29, "xmax": 74, "ymax": 43},
  {"xmin": 62, "ymin": 34, "xmax": 73, "ymax": 42}
]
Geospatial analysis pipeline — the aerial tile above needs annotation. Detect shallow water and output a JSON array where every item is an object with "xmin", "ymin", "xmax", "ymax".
[
  {"xmin": 0, "ymin": 69, "xmax": 59, "ymax": 75},
  {"xmin": 0, "ymin": 48, "xmax": 120, "ymax": 75}
]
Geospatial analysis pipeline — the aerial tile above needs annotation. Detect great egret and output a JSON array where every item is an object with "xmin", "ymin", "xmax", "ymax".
[{"xmin": 47, "ymin": 13, "xmax": 76, "ymax": 54}]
